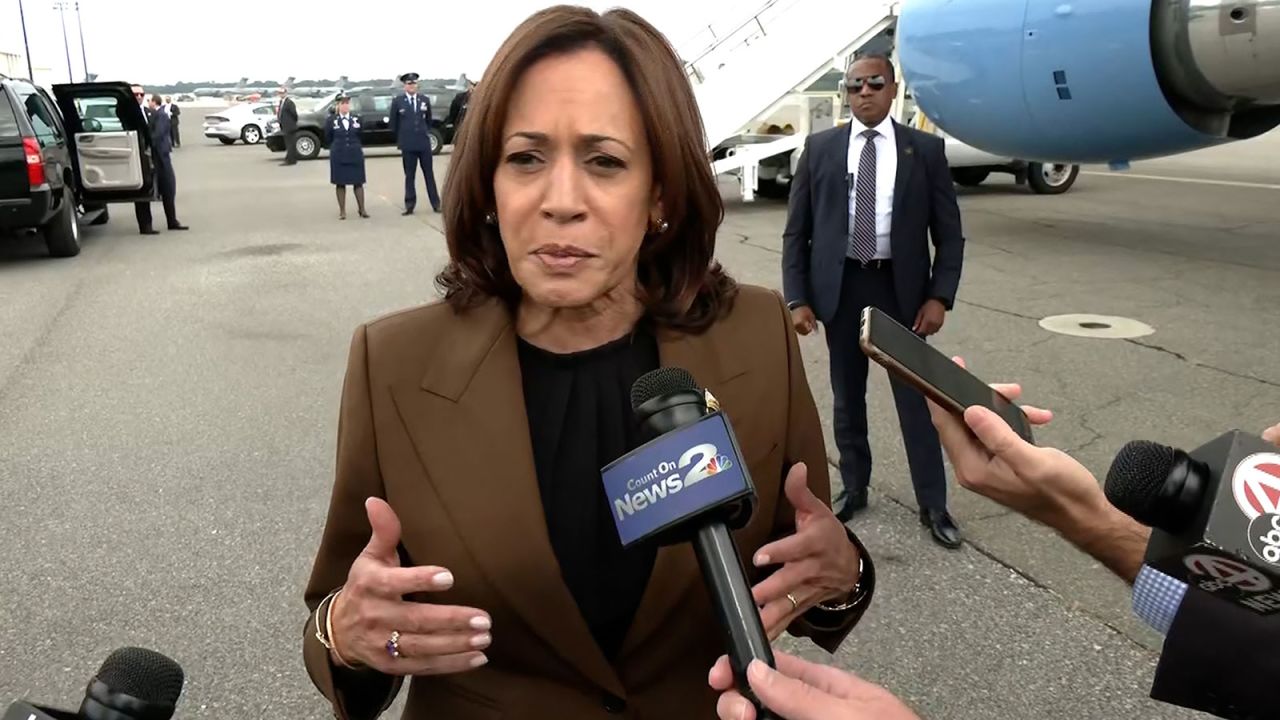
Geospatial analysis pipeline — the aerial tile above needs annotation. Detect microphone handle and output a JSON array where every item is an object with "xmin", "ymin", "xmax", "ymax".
[{"xmin": 693, "ymin": 520, "xmax": 778, "ymax": 720}]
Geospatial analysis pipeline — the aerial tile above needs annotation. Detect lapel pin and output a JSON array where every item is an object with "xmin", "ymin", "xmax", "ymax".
[{"xmin": 905, "ymin": 147, "xmax": 914, "ymax": 156}]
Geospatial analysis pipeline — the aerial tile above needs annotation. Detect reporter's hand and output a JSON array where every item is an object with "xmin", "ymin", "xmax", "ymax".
[
  {"xmin": 790, "ymin": 306, "xmax": 818, "ymax": 336},
  {"xmin": 912, "ymin": 299, "xmax": 946, "ymax": 336},
  {"xmin": 708, "ymin": 653, "xmax": 919, "ymax": 720},
  {"xmin": 925, "ymin": 357, "xmax": 1105, "ymax": 531},
  {"xmin": 1264, "ymin": 422, "xmax": 1280, "ymax": 446},
  {"xmin": 329, "ymin": 497, "xmax": 492, "ymax": 675}
]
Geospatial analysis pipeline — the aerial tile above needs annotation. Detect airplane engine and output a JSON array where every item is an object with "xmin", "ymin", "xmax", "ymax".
[{"xmin": 897, "ymin": 0, "xmax": 1280, "ymax": 163}]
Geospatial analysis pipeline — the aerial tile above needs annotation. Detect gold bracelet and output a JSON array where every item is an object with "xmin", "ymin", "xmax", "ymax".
[
  {"xmin": 816, "ymin": 557, "xmax": 864, "ymax": 612},
  {"xmin": 325, "ymin": 589, "xmax": 361, "ymax": 669},
  {"xmin": 313, "ymin": 589, "xmax": 340, "ymax": 650}
]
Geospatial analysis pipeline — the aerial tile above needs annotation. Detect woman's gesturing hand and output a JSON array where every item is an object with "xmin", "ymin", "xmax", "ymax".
[
  {"xmin": 751, "ymin": 463, "xmax": 861, "ymax": 640},
  {"xmin": 328, "ymin": 498, "xmax": 493, "ymax": 675}
]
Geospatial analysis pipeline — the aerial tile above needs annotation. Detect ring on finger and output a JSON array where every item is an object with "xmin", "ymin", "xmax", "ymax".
[
  {"xmin": 386, "ymin": 630, "xmax": 402, "ymax": 659},
  {"xmin": 786, "ymin": 592, "xmax": 799, "ymax": 611}
]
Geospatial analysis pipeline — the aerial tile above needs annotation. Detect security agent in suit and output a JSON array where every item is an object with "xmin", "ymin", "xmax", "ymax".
[
  {"xmin": 133, "ymin": 89, "xmax": 187, "ymax": 235},
  {"xmin": 388, "ymin": 72, "xmax": 440, "ymax": 214},
  {"xmin": 277, "ymin": 87, "xmax": 299, "ymax": 165},
  {"xmin": 781, "ymin": 53, "xmax": 965, "ymax": 548},
  {"xmin": 325, "ymin": 93, "xmax": 368, "ymax": 220},
  {"xmin": 165, "ymin": 96, "xmax": 181, "ymax": 148}
]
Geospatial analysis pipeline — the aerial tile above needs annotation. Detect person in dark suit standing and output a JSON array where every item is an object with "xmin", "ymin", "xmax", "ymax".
[
  {"xmin": 325, "ymin": 93, "xmax": 368, "ymax": 220},
  {"xmin": 781, "ymin": 53, "xmax": 965, "ymax": 548},
  {"xmin": 165, "ymin": 96, "xmax": 181, "ymax": 148},
  {"xmin": 277, "ymin": 86, "xmax": 299, "ymax": 165},
  {"xmin": 388, "ymin": 72, "xmax": 440, "ymax": 214},
  {"xmin": 131, "ymin": 86, "xmax": 187, "ymax": 235}
]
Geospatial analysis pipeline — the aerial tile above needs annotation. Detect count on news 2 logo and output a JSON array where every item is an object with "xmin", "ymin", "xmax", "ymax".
[{"xmin": 614, "ymin": 442, "xmax": 733, "ymax": 520}]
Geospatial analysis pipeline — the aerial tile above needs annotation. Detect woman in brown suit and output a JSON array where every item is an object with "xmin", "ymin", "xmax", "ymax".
[{"xmin": 302, "ymin": 6, "xmax": 877, "ymax": 719}]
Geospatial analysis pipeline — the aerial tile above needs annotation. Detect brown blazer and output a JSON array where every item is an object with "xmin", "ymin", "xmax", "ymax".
[{"xmin": 302, "ymin": 285, "xmax": 876, "ymax": 719}]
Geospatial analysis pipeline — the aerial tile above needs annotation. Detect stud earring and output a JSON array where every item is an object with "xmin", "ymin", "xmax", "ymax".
[
  {"xmin": 656, "ymin": 219, "xmax": 669, "ymax": 233},
  {"xmin": 484, "ymin": 211, "xmax": 497, "ymax": 225}
]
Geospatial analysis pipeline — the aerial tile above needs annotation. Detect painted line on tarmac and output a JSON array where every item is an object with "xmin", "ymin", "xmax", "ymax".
[{"xmin": 1081, "ymin": 171, "xmax": 1280, "ymax": 191}]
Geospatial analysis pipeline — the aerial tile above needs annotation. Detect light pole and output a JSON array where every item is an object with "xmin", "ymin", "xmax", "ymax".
[
  {"xmin": 18, "ymin": 0, "xmax": 36, "ymax": 81},
  {"xmin": 54, "ymin": 1, "xmax": 74, "ymax": 83},
  {"xmin": 75, "ymin": 2, "xmax": 88, "ymax": 80}
]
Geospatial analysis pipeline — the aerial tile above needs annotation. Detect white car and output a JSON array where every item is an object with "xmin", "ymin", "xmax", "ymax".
[{"xmin": 203, "ymin": 101, "xmax": 278, "ymax": 145}]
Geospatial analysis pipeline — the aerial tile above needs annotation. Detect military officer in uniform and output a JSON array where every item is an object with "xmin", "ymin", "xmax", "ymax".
[
  {"xmin": 326, "ymin": 94, "xmax": 368, "ymax": 220},
  {"xmin": 388, "ymin": 72, "xmax": 440, "ymax": 214}
]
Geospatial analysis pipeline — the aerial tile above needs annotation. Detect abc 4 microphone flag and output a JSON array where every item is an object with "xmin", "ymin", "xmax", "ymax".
[
  {"xmin": 601, "ymin": 411, "xmax": 753, "ymax": 547},
  {"xmin": 1145, "ymin": 431, "xmax": 1280, "ymax": 615}
]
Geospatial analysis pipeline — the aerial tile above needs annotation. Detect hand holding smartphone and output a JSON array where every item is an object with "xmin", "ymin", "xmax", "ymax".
[{"xmin": 858, "ymin": 306, "xmax": 1035, "ymax": 443}]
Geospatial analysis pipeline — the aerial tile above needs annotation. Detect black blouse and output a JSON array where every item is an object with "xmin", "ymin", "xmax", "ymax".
[{"xmin": 516, "ymin": 327, "xmax": 661, "ymax": 661}]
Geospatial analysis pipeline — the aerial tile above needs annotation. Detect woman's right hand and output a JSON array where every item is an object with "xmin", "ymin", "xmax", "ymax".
[{"xmin": 328, "ymin": 497, "xmax": 492, "ymax": 675}]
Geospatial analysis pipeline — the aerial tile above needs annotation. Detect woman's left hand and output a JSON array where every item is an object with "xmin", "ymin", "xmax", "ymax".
[{"xmin": 751, "ymin": 462, "xmax": 861, "ymax": 639}]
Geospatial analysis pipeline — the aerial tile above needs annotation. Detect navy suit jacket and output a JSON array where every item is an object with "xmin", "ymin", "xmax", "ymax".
[
  {"xmin": 389, "ymin": 92, "xmax": 433, "ymax": 153},
  {"xmin": 781, "ymin": 120, "xmax": 964, "ymax": 324},
  {"xmin": 148, "ymin": 106, "xmax": 173, "ymax": 158},
  {"xmin": 1149, "ymin": 588, "xmax": 1280, "ymax": 719}
]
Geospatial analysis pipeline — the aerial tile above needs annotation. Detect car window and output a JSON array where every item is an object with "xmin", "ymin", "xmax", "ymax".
[
  {"xmin": 17, "ymin": 87, "xmax": 63, "ymax": 145},
  {"xmin": 371, "ymin": 95, "xmax": 393, "ymax": 113},
  {"xmin": 76, "ymin": 97, "xmax": 125, "ymax": 133},
  {"xmin": 254, "ymin": 106, "xmax": 275, "ymax": 115},
  {"xmin": 0, "ymin": 92, "xmax": 20, "ymax": 137}
]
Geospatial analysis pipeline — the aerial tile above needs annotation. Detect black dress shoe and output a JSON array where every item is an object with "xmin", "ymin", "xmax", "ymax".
[
  {"xmin": 402, "ymin": 208, "xmax": 414, "ymax": 216},
  {"xmin": 920, "ymin": 509, "xmax": 962, "ymax": 549},
  {"xmin": 167, "ymin": 224, "xmax": 188, "ymax": 231},
  {"xmin": 834, "ymin": 487, "xmax": 868, "ymax": 523},
  {"xmin": 139, "ymin": 228, "xmax": 159, "ymax": 235}
]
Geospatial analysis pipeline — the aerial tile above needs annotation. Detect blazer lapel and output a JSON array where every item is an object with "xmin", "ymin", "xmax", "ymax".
[
  {"xmin": 618, "ymin": 324, "xmax": 751, "ymax": 660},
  {"xmin": 838, "ymin": 124, "xmax": 852, "ymax": 239},
  {"xmin": 391, "ymin": 300, "xmax": 621, "ymax": 695},
  {"xmin": 890, "ymin": 120, "xmax": 915, "ymax": 245}
]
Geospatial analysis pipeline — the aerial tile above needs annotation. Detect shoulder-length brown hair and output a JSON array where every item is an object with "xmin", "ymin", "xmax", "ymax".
[{"xmin": 435, "ymin": 5, "xmax": 737, "ymax": 333}]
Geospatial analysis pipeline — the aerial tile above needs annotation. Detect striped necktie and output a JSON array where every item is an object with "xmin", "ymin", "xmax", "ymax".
[{"xmin": 850, "ymin": 129, "xmax": 879, "ymax": 262}]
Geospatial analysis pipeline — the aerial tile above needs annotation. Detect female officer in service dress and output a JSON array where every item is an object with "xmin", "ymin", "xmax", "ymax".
[{"xmin": 326, "ymin": 94, "xmax": 368, "ymax": 220}]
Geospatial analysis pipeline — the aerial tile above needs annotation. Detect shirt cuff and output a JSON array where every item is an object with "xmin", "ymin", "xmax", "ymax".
[{"xmin": 1132, "ymin": 564, "xmax": 1189, "ymax": 635}]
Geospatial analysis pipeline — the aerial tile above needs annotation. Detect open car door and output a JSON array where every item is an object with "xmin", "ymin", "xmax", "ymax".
[{"xmin": 51, "ymin": 82, "xmax": 154, "ymax": 204}]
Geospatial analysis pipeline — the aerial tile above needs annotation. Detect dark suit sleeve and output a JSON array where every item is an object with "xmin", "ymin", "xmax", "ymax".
[
  {"xmin": 921, "ymin": 134, "xmax": 964, "ymax": 309},
  {"xmin": 325, "ymin": 115, "xmax": 335, "ymax": 145},
  {"xmin": 781, "ymin": 137, "xmax": 815, "ymax": 308},
  {"xmin": 302, "ymin": 324, "xmax": 404, "ymax": 720},
  {"xmin": 767, "ymin": 291, "xmax": 875, "ymax": 651},
  {"xmin": 1148, "ymin": 589, "xmax": 1279, "ymax": 719}
]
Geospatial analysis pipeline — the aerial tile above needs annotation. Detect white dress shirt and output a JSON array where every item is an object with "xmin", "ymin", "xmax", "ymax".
[{"xmin": 846, "ymin": 114, "xmax": 897, "ymax": 260}]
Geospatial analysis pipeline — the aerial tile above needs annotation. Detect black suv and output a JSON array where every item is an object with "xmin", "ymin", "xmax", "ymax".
[
  {"xmin": 1, "ymin": 75, "xmax": 157, "ymax": 258},
  {"xmin": 265, "ymin": 86, "xmax": 460, "ymax": 160}
]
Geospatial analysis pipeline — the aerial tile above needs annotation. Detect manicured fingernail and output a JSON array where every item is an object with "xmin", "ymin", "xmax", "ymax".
[
  {"xmin": 471, "ymin": 654, "xmax": 488, "ymax": 667},
  {"xmin": 748, "ymin": 660, "xmax": 770, "ymax": 683},
  {"xmin": 470, "ymin": 615, "xmax": 491, "ymax": 631},
  {"xmin": 470, "ymin": 633, "xmax": 491, "ymax": 648},
  {"xmin": 754, "ymin": 553, "xmax": 769, "ymax": 565},
  {"xmin": 433, "ymin": 571, "xmax": 454, "ymax": 588},
  {"xmin": 736, "ymin": 699, "xmax": 751, "ymax": 720}
]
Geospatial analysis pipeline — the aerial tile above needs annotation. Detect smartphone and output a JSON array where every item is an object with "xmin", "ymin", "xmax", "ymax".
[{"xmin": 858, "ymin": 306, "xmax": 1035, "ymax": 443}]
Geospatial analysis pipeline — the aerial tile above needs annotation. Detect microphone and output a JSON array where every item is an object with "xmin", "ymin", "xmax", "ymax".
[
  {"xmin": 3, "ymin": 647, "xmax": 184, "ymax": 720},
  {"xmin": 1105, "ymin": 431, "xmax": 1280, "ymax": 615},
  {"xmin": 602, "ymin": 367, "xmax": 775, "ymax": 716}
]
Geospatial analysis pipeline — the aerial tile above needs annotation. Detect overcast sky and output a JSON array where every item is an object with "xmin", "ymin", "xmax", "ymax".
[{"xmin": 1, "ymin": 0, "xmax": 751, "ymax": 84}]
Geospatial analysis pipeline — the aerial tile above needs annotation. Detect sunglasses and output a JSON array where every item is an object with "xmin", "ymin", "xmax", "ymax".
[{"xmin": 846, "ymin": 75, "xmax": 888, "ymax": 92}]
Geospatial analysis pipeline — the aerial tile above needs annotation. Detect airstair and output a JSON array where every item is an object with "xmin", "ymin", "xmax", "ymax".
[{"xmin": 681, "ymin": 0, "xmax": 899, "ymax": 200}]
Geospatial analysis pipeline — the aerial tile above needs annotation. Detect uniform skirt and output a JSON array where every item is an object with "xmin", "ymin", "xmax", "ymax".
[{"xmin": 330, "ymin": 158, "xmax": 366, "ymax": 186}]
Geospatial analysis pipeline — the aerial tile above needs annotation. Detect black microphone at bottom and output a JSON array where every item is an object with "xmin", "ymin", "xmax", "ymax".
[
  {"xmin": 4, "ymin": 647, "xmax": 184, "ymax": 720},
  {"xmin": 601, "ymin": 368, "xmax": 775, "ymax": 717}
]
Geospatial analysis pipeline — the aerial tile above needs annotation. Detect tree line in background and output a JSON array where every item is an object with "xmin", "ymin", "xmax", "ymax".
[{"xmin": 136, "ymin": 77, "xmax": 457, "ymax": 94}]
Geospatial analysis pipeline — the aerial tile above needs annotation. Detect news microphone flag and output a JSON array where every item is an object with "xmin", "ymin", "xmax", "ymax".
[{"xmin": 602, "ymin": 411, "xmax": 753, "ymax": 547}]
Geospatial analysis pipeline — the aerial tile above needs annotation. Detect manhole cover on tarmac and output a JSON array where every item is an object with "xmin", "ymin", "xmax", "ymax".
[{"xmin": 1038, "ymin": 313, "xmax": 1155, "ymax": 339}]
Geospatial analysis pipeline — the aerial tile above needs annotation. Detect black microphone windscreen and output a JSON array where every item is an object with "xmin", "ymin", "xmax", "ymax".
[
  {"xmin": 1105, "ymin": 440, "xmax": 1178, "ymax": 521},
  {"xmin": 631, "ymin": 367, "xmax": 699, "ymax": 410},
  {"xmin": 95, "ymin": 648, "xmax": 184, "ymax": 707}
]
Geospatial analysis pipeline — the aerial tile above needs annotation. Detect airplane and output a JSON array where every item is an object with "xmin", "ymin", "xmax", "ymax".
[
  {"xmin": 292, "ymin": 76, "xmax": 349, "ymax": 98},
  {"xmin": 895, "ymin": 0, "xmax": 1280, "ymax": 166}
]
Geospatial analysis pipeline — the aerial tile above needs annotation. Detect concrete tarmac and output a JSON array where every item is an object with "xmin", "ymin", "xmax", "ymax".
[{"xmin": 1, "ymin": 126, "xmax": 1276, "ymax": 718}]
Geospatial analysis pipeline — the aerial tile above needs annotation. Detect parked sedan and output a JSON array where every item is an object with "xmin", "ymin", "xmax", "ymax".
[{"xmin": 203, "ymin": 101, "xmax": 278, "ymax": 145}]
